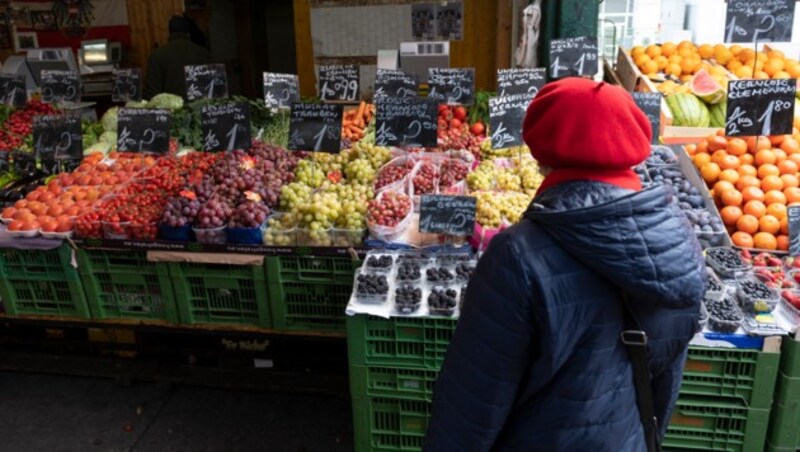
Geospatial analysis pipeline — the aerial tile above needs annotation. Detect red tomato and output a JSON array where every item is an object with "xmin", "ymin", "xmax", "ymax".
[{"xmin": 454, "ymin": 106, "xmax": 467, "ymax": 121}]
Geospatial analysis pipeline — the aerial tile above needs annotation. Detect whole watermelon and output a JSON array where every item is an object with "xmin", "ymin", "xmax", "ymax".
[
  {"xmin": 666, "ymin": 93, "xmax": 710, "ymax": 127},
  {"xmin": 709, "ymin": 101, "xmax": 726, "ymax": 128}
]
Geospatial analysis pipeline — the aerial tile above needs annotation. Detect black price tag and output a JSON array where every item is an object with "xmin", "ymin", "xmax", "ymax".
[
  {"xmin": 725, "ymin": 0, "xmax": 794, "ymax": 43},
  {"xmin": 112, "ymin": 68, "xmax": 142, "ymax": 102},
  {"xmin": 39, "ymin": 158, "xmax": 60, "ymax": 176},
  {"xmin": 319, "ymin": 64, "xmax": 360, "ymax": 102},
  {"xmin": 0, "ymin": 152, "xmax": 10, "ymax": 175},
  {"xmin": 790, "ymin": 205, "xmax": 800, "ymax": 256},
  {"xmin": 288, "ymin": 103, "xmax": 343, "ymax": 153},
  {"xmin": 185, "ymin": 64, "xmax": 228, "ymax": 101},
  {"xmin": 117, "ymin": 108, "xmax": 171, "ymax": 154},
  {"xmin": 61, "ymin": 158, "xmax": 80, "ymax": 173},
  {"xmin": 263, "ymin": 72, "xmax": 299, "ymax": 109},
  {"xmin": 428, "ymin": 68, "xmax": 475, "ymax": 105},
  {"xmin": 375, "ymin": 69, "xmax": 419, "ymax": 100},
  {"xmin": 41, "ymin": 70, "xmax": 81, "ymax": 103},
  {"xmin": 497, "ymin": 68, "xmax": 546, "ymax": 97},
  {"xmin": 375, "ymin": 97, "xmax": 438, "ymax": 148},
  {"xmin": 12, "ymin": 150, "xmax": 35, "ymax": 175},
  {"xmin": 419, "ymin": 194, "xmax": 476, "ymax": 236},
  {"xmin": 489, "ymin": 94, "xmax": 532, "ymax": 150},
  {"xmin": 725, "ymin": 79, "xmax": 796, "ymax": 137},
  {"xmin": 549, "ymin": 37, "xmax": 599, "ymax": 79},
  {"xmin": 33, "ymin": 115, "xmax": 82, "ymax": 160},
  {"xmin": 632, "ymin": 92, "xmax": 661, "ymax": 145},
  {"xmin": 200, "ymin": 102, "xmax": 252, "ymax": 152},
  {"xmin": 0, "ymin": 74, "xmax": 26, "ymax": 108}
]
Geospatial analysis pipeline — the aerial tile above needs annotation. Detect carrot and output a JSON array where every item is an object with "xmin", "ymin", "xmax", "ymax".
[
  {"xmin": 355, "ymin": 101, "xmax": 366, "ymax": 121},
  {"xmin": 347, "ymin": 124, "xmax": 362, "ymax": 135}
]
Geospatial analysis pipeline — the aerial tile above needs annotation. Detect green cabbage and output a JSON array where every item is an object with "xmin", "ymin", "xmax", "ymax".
[
  {"xmin": 125, "ymin": 100, "xmax": 148, "ymax": 108},
  {"xmin": 147, "ymin": 93, "xmax": 184, "ymax": 111},
  {"xmin": 99, "ymin": 131, "xmax": 117, "ymax": 145},
  {"xmin": 101, "ymin": 107, "xmax": 119, "ymax": 133},
  {"xmin": 84, "ymin": 141, "xmax": 111, "ymax": 156}
]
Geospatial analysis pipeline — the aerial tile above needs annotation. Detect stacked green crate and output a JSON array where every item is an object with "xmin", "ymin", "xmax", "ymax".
[
  {"xmin": 766, "ymin": 339, "xmax": 800, "ymax": 451},
  {"xmin": 347, "ymin": 314, "xmax": 458, "ymax": 452},
  {"xmin": 664, "ymin": 347, "xmax": 780, "ymax": 452}
]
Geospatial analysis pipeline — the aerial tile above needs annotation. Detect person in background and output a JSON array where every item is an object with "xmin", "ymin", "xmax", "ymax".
[
  {"xmin": 143, "ymin": 15, "xmax": 213, "ymax": 100},
  {"xmin": 423, "ymin": 78, "xmax": 706, "ymax": 451}
]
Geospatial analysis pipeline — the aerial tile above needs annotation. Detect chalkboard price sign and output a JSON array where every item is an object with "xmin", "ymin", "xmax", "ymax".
[
  {"xmin": 263, "ymin": 72, "xmax": 299, "ymax": 109},
  {"xmin": 789, "ymin": 205, "xmax": 800, "ymax": 256},
  {"xmin": 288, "ymin": 103, "xmax": 343, "ymax": 153},
  {"xmin": 0, "ymin": 74, "xmax": 26, "ymax": 108},
  {"xmin": 725, "ymin": 0, "xmax": 794, "ymax": 43},
  {"xmin": 725, "ymin": 79, "xmax": 796, "ymax": 137},
  {"xmin": 489, "ymin": 94, "xmax": 533, "ymax": 150},
  {"xmin": 12, "ymin": 150, "xmax": 35, "ymax": 176},
  {"xmin": 112, "ymin": 68, "xmax": 142, "ymax": 102},
  {"xmin": 419, "ymin": 194, "xmax": 477, "ymax": 236},
  {"xmin": 33, "ymin": 115, "xmax": 82, "ymax": 160},
  {"xmin": 41, "ymin": 70, "xmax": 81, "ymax": 103},
  {"xmin": 117, "ymin": 108, "xmax": 171, "ymax": 154},
  {"xmin": 375, "ymin": 69, "xmax": 419, "ymax": 100},
  {"xmin": 428, "ymin": 68, "xmax": 475, "ymax": 105},
  {"xmin": 200, "ymin": 102, "xmax": 252, "ymax": 152},
  {"xmin": 185, "ymin": 64, "xmax": 228, "ymax": 101},
  {"xmin": 319, "ymin": 64, "xmax": 360, "ymax": 102},
  {"xmin": 632, "ymin": 92, "xmax": 662, "ymax": 144},
  {"xmin": 0, "ymin": 152, "xmax": 9, "ymax": 175},
  {"xmin": 375, "ymin": 97, "xmax": 437, "ymax": 148},
  {"xmin": 497, "ymin": 68, "xmax": 546, "ymax": 97},
  {"xmin": 549, "ymin": 37, "xmax": 599, "ymax": 79}
]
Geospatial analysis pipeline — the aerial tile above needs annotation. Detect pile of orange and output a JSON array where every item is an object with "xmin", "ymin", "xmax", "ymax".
[
  {"xmin": 630, "ymin": 41, "xmax": 726, "ymax": 82},
  {"xmin": 718, "ymin": 47, "xmax": 800, "ymax": 80},
  {"xmin": 688, "ymin": 129, "xmax": 800, "ymax": 251}
]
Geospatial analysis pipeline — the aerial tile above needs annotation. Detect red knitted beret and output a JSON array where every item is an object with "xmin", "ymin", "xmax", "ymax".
[{"xmin": 522, "ymin": 78, "xmax": 652, "ymax": 194}]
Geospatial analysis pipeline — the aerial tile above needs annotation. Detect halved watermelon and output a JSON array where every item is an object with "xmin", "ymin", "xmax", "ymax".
[{"xmin": 690, "ymin": 69, "xmax": 725, "ymax": 105}]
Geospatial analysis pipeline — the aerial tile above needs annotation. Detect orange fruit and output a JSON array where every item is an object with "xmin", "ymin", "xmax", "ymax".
[
  {"xmin": 718, "ymin": 169, "xmax": 740, "ymax": 184},
  {"xmin": 749, "ymin": 137, "xmax": 772, "ymax": 154},
  {"xmin": 685, "ymin": 143, "xmax": 697, "ymax": 155},
  {"xmin": 711, "ymin": 149, "xmax": 729, "ymax": 165},
  {"xmin": 737, "ymin": 175, "xmax": 761, "ymax": 191},
  {"xmin": 646, "ymin": 45, "xmax": 662, "ymax": 58},
  {"xmin": 781, "ymin": 174, "xmax": 800, "ymax": 189},
  {"xmin": 719, "ymin": 155, "xmax": 741, "ymax": 170},
  {"xmin": 761, "ymin": 174, "xmax": 784, "ymax": 191},
  {"xmin": 708, "ymin": 136, "xmax": 729, "ymax": 152},
  {"xmin": 714, "ymin": 180, "xmax": 736, "ymax": 196},
  {"xmin": 755, "ymin": 150, "xmax": 777, "ymax": 166},
  {"xmin": 758, "ymin": 164, "xmax": 780, "ymax": 179},
  {"xmin": 754, "ymin": 232, "xmax": 778, "ymax": 250},
  {"xmin": 698, "ymin": 44, "xmax": 715, "ymax": 59},
  {"xmin": 736, "ymin": 214, "xmax": 760, "ymax": 235},
  {"xmin": 754, "ymin": 71, "xmax": 771, "ymax": 80},
  {"xmin": 740, "ymin": 153, "xmax": 754, "ymax": 166},
  {"xmin": 738, "ymin": 164, "xmax": 758, "ymax": 177},
  {"xmin": 764, "ymin": 58, "xmax": 786, "ymax": 77},
  {"xmin": 631, "ymin": 46, "xmax": 646, "ymax": 57},
  {"xmin": 742, "ymin": 186, "xmax": 765, "ymax": 203},
  {"xmin": 661, "ymin": 42, "xmax": 677, "ymax": 57},
  {"xmin": 715, "ymin": 48, "xmax": 733, "ymax": 65},
  {"xmin": 777, "ymin": 159, "xmax": 798, "ymax": 175},
  {"xmin": 730, "ymin": 44, "xmax": 743, "ymax": 56},
  {"xmin": 768, "ymin": 49, "xmax": 786, "ymax": 60},
  {"xmin": 781, "ymin": 216, "xmax": 790, "ymax": 235},
  {"xmin": 774, "ymin": 149, "xmax": 788, "ymax": 163},
  {"xmin": 770, "ymin": 135, "xmax": 787, "ymax": 146},
  {"xmin": 760, "ymin": 215, "xmax": 781, "ymax": 234},
  {"xmin": 642, "ymin": 60, "xmax": 659, "ymax": 74},
  {"xmin": 777, "ymin": 235, "xmax": 790, "ymax": 251},
  {"xmin": 765, "ymin": 189, "xmax": 788, "ymax": 206},
  {"xmin": 726, "ymin": 138, "xmax": 748, "ymax": 156},
  {"xmin": 721, "ymin": 189, "xmax": 743, "ymax": 207},
  {"xmin": 701, "ymin": 162, "xmax": 721, "ymax": 184},
  {"xmin": 781, "ymin": 137, "xmax": 800, "ymax": 154},
  {"xmin": 773, "ymin": 71, "xmax": 792, "ymax": 79},
  {"xmin": 693, "ymin": 152, "xmax": 712, "ymax": 168},
  {"xmin": 785, "ymin": 187, "xmax": 800, "ymax": 204},
  {"xmin": 732, "ymin": 231, "xmax": 754, "ymax": 248},
  {"xmin": 721, "ymin": 206, "xmax": 744, "ymax": 226},
  {"xmin": 654, "ymin": 55, "xmax": 669, "ymax": 70},
  {"xmin": 744, "ymin": 200, "xmax": 767, "ymax": 218},
  {"xmin": 767, "ymin": 203, "xmax": 788, "ymax": 220}
]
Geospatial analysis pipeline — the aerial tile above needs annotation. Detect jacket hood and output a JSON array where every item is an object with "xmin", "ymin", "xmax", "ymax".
[{"xmin": 525, "ymin": 181, "xmax": 706, "ymax": 309}]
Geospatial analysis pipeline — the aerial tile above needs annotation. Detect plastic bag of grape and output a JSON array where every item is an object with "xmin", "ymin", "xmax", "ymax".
[
  {"xmin": 367, "ymin": 191, "xmax": 414, "ymax": 243},
  {"xmin": 375, "ymin": 155, "xmax": 417, "ymax": 195}
]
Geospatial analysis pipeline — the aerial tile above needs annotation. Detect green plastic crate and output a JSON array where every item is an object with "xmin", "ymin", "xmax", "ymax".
[
  {"xmin": 76, "ymin": 249, "xmax": 177, "ymax": 322},
  {"xmin": 0, "ymin": 246, "xmax": 89, "ymax": 318},
  {"xmin": 680, "ymin": 346, "xmax": 780, "ymax": 409},
  {"xmin": 347, "ymin": 315, "xmax": 458, "ymax": 370},
  {"xmin": 767, "ymin": 370, "xmax": 800, "ymax": 449},
  {"xmin": 352, "ymin": 396, "xmax": 431, "ymax": 452},
  {"xmin": 265, "ymin": 256, "xmax": 359, "ymax": 333},
  {"xmin": 170, "ymin": 261, "xmax": 270, "ymax": 328},
  {"xmin": 780, "ymin": 338, "xmax": 800, "ymax": 377},
  {"xmin": 663, "ymin": 397, "xmax": 770, "ymax": 452},
  {"xmin": 350, "ymin": 365, "xmax": 438, "ymax": 402}
]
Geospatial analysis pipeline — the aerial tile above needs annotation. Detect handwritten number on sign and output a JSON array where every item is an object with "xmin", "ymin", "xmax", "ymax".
[
  {"xmin": 754, "ymin": 15, "xmax": 776, "ymax": 41},
  {"xmin": 313, "ymin": 125, "xmax": 327, "ymax": 152},
  {"xmin": 225, "ymin": 124, "xmax": 238, "ymax": 151}
]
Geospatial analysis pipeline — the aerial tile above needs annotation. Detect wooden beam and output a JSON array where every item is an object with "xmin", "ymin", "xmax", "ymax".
[
  {"xmin": 293, "ymin": 0, "xmax": 316, "ymax": 97},
  {"xmin": 495, "ymin": 0, "xmax": 512, "ymax": 72}
]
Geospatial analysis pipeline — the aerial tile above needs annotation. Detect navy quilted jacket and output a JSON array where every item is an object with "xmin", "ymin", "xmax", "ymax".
[{"xmin": 424, "ymin": 181, "xmax": 706, "ymax": 451}]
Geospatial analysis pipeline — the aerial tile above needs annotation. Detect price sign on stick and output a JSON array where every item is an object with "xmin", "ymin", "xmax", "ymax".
[
  {"xmin": 375, "ymin": 97, "xmax": 437, "ymax": 148},
  {"xmin": 0, "ymin": 74, "xmax": 26, "ymax": 108},
  {"xmin": 263, "ymin": 72, "xmax": 299, "ymax": 109},
  {"xmin": 724, "ymin": 0, "xmax": 794, "ymax": 43},
  {"xmin": 549, "ymin": 37, "xmax": 599, "ymax": 79},
  {"xmin": 0, "ymin": 153, "xmax": 9, "ymax": 175},
  {"xmin": 33, "ymin": 115, "xmax": 82, "ymax": 160},
  {"xmin": 725, "ymin": 79, "xmax": 796, "ymax": 137},
  {"xmin": 375, "ymin": 69, "xmax": 419, "ymax": 100},
  {"xmin": 497, "ymin": 68, "xmax": 546, "ymax": 97},
  {"xmin": 112, "ymin": 68, "xmax": 142, "ymax": 102},
  {"xmin": 12, "ymin": 150, "xmax": 35, "ymax": 176},
  {"xmin": 288, "ymin": 103, "xmax": 343, "ymax": 153},
  {"xmin": 632, "ymin": 92, "xmax": 662, "ymax": 144},
  {"xmin": 184, "ymin": 64, "xmax": 228, "ymax": 101},
  {"xmin": 41, "ymin": 70, "xmax": 81, "ymax": 103},
  {"xmin": 200, "ymin": 103, "xmax": 252, "ymax": 152},
  {"xmin": 428, "ymin": 68, "xmax": 475, "ymax": 105},
  {"xmin": 116, "ymin": 108, "xmax": 171, "ymax": 154},
  {"xmin": 419, "ymin": 195, "xmax": 477, "ymax": 236},
  {"xmin": 789, "ymin": 205, "xmax": 800, "ymax": 256},
  {"xmin": 489, "ymin": 94, "xmax": 533, "ymax": 150},
  {"xmin": 319, "ymin": 64, "xmax": 360, "ymax": 102}
]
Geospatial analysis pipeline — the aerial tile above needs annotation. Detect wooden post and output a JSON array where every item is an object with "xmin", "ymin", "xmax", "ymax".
[
  {"xmin": 293, "ymin": 0, "xmax": 316, "ymax": 98},
  {"xmin": 495, "ymin": 0, "xmax": 513, "ymax": 71}
]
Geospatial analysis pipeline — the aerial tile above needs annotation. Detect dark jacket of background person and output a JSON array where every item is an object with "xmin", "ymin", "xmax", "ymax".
[
  {"xmin": 423, "ymin": 79, "xmax": 706, "ymax": 451},
  {"xmin": 143, "ymin": 16, "xmax": 213, "ymax": 100}
]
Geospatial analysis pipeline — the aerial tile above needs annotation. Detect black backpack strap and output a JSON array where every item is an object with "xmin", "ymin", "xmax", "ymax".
[{"xmin": 619, "ymin": 291, "xmax": 661, "ymax": 452}]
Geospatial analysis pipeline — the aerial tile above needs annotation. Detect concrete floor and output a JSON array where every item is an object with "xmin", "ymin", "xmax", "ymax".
[{"xmin": 0, "ymin": 372, "xmax": 353, "ymax": 452}]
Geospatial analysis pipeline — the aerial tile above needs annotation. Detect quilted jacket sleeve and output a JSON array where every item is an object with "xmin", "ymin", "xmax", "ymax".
[{"xmin": 424, "ymin": 234, "xmax": 536, "ymax": 452}]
